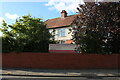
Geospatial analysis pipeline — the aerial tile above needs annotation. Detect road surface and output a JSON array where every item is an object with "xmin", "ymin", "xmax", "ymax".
[{"xmin": 1, "ymin": 68, "xmax": 120, "ymax": 80}]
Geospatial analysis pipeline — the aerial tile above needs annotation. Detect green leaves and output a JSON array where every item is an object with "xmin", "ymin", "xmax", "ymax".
[{"xmin": 1, "ymin": 14, "xmax": 51, "ymax": 53}]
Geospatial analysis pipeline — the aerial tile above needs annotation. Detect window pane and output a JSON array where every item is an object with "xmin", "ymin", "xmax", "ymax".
[
  {"xmin": 58, "ymin": 28, "xmax": 66, "ymax": 37},
  {"xmin": 61, "ymin": 28, "xmax": 65, "ymax": 36},
  {"xmin": 58, "ymin": 29, "xmax": 61, "ymax": 37}
]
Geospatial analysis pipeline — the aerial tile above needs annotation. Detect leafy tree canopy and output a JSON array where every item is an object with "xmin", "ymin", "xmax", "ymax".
[
  {"xmin": 1, "ymin": 14, "xmax": 51, "ymax": 53},
  {"xmin": 72, "ymin": 2, "xmax": 120, "ymax": 54}
]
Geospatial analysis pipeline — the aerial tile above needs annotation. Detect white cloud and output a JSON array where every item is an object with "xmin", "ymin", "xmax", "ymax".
[
  {"xmin": 5, "ymin": 13, "xmax": 19, "ymax": 20},
  {"xmin": 45, "ymin": 0, "xmax": 84, "ymax": 12},
  {"xmin": 0, "ymin": 17, "xmax": 5, "ymax": 23}
]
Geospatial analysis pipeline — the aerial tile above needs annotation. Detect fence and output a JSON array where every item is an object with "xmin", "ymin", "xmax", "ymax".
[{"xmin": 49, "ymin": 44, "xmax": 76, "ymax": 53}]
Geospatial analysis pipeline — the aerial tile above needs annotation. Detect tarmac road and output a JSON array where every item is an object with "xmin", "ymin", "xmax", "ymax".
[
  {"xmin": 1, "ymin": 75, "xmax": 120, "ymax": 80},
  {"xmin": 1, "ymin": 68, "xmax": 120, "ymax": 80}
]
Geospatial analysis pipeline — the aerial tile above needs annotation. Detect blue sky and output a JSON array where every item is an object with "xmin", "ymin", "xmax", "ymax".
[
  {"xmin": 0, "ymin": 2, "xmax": 61, "ymax": 24},
  {"xmin": 0, "ymin": 0, "xmax": 84, "ymax": 36},
  {"xmin": 0, "ymin": 1, "xmax": 83, "ymax": 24}
]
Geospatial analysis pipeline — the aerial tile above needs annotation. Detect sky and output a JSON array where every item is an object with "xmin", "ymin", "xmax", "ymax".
[
  {"xmin": 0, "ymin": 0, "xmax": 85, "ymax": 36},
  {"xmin": 0, "ymin": 0, "xmax": 84, "ymax": 24},
  {"xmin": 0, "ymin": 0, "xmax": 119, "ymax": 36}
]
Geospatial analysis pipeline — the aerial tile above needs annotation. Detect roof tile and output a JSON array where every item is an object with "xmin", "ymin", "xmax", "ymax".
[{"xmin": 45, "ymin": 14, "xmax": 81, "ymax": 28}]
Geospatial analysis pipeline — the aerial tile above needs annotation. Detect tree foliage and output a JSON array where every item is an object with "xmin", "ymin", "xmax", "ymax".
[
  {"xmin": 72, "ymin": 2, "xmax": 120, "ymax": 54},
  {"xmin": 1, "ymin": 14, "xmax": 51, "ymax": 53}
]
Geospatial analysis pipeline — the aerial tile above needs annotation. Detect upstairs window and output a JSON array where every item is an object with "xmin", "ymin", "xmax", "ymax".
[{"xmin": 58, "ymin": 28, "xmax": 66, "ymax": 37}]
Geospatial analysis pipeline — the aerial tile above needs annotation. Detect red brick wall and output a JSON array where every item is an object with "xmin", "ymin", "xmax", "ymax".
[{"xmin": 1, "ymin": 53, "xmax": 120, "ymax": 69}]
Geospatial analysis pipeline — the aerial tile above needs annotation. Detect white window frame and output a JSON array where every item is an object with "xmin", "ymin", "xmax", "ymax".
[{"xmin": 58, "ymin": 28, "xmax": 66, "ymax": 37}]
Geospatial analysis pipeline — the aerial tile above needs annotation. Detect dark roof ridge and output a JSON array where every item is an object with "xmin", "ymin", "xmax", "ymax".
[
  {"xmin": 45, "ymin": 13, "xmax": 81, "ymax": 21},
  {"xmin": 45, "ymin": 13, "xmax": 81, "ymax": 28}
]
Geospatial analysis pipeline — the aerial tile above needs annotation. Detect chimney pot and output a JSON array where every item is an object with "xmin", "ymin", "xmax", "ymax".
[{"xmin": 61, "ymin": 10, "xmax": 67, "ymax": 18}]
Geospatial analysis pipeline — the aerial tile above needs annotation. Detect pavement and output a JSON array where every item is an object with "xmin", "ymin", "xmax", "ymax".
[
  {"xmin": 2, "ymin": 68, "xmax": 120, "ymax": 77},
  {"xmin": 1, "ymin": 68, "xmax": 120, "ymax": 77}
]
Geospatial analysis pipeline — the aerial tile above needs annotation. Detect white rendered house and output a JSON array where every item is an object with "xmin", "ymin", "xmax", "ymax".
[{"xmin": 45, "ymin": 10, "xmax": 81, "ymax": 44}]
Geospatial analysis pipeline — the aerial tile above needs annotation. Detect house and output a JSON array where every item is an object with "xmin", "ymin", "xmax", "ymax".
[{"xmin": 45, "ymin": 10, "xmax": 80, "ymax": 44}]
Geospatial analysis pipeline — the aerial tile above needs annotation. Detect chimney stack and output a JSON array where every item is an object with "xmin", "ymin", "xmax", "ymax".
[{"xmin": 61, "ymin": 10, "xmax": 67, "ymax": 18}]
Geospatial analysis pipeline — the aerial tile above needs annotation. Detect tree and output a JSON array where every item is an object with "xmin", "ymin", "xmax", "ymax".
[
  {"xmin": 72, "ymin": 2, "xmax": 120, "ymax": 54},
  {"xmin": 0, "ymin": 20, "xmax": 15, "ymax": 53},
  {"xmin": 1, "ymin": 14, "xmax": 51, "ymax": 53}
]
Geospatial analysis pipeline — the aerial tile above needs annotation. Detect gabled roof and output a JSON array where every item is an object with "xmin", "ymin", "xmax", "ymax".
[{"xmin": 45, "ymin": 14, "xmax": 81, "ymax": 29}]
